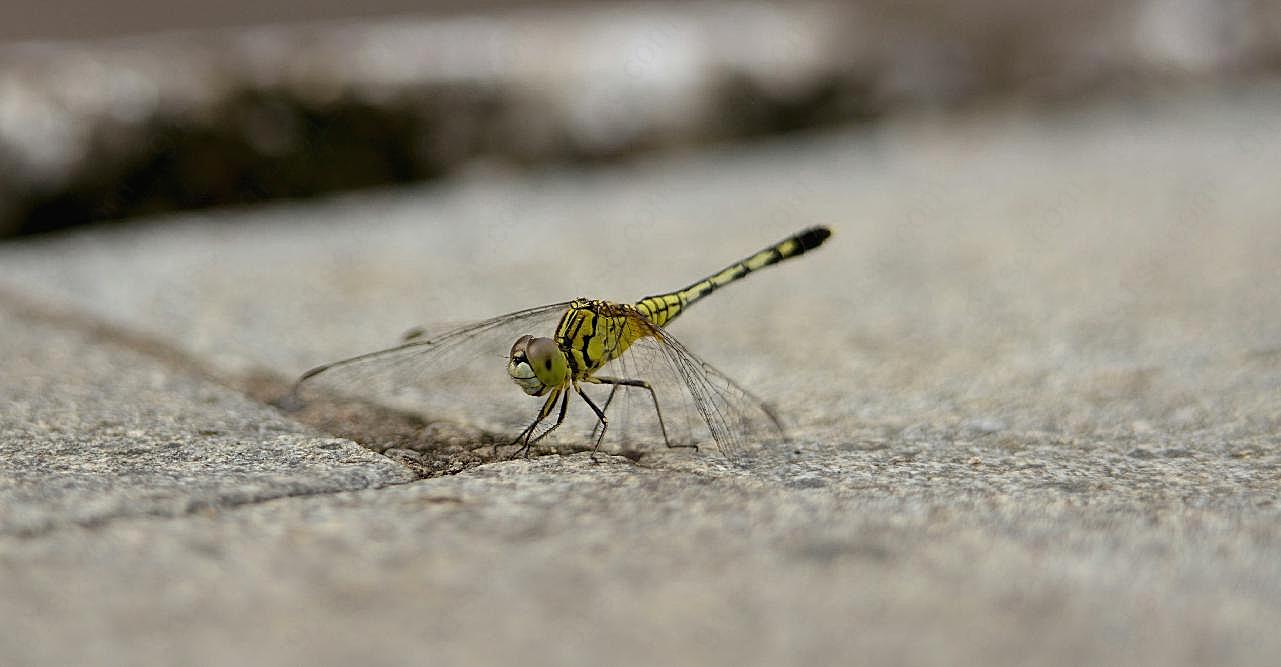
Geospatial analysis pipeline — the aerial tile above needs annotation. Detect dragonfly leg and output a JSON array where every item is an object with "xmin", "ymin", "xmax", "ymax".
[
  {"xmin": 591, "ymin": 376, "xmax": 697, "ymax": 452},
  {"xmin": 572, "ymin": 383, "xmax": 609, "ymax": 462},
  {"xmin": 502, "ymin": 387, "xmax": 563, "ymax": 459},
  {"xmin": 588, "ymin": 383, "xmax": 620, "ymax": 441},
  {"xmin": 522, "ymin": 387, "xmax": 571, "ymax": 457}
]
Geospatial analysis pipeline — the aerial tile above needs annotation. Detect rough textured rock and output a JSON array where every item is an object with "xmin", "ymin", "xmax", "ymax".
[
  {"xmin": 0, "ymin": 298, "xmax": 415, "ymax": 536},
  {"xmin": 1, "ymin": 86, "xmax": 1280, "ymax": 664}
]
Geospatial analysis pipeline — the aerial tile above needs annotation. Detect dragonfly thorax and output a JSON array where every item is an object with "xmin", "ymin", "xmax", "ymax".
[{"xmin": 507, "ymin": 335, "xmax": 569, "ymax": 396}]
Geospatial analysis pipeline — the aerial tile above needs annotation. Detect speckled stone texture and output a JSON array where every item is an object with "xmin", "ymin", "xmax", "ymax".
[{"xmin": 1, "ymin": 86, "xmax": 1279, "ymax": 665}]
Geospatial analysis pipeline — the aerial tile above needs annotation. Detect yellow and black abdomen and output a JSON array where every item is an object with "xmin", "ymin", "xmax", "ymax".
[{"xmin": 635, "ymin": 226, "xmax": 831, "ymax": 328}]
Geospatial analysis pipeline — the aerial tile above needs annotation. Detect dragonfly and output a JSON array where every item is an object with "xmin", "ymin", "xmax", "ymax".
[{"xmin": 292, "ymin": 226, "xmax": 832, "ymax": 464}]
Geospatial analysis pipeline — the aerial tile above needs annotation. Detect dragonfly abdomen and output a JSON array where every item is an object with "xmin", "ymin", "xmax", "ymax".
[{"xmin": 635, "ymin": 225, "xmax": 831, "ymax": 328}]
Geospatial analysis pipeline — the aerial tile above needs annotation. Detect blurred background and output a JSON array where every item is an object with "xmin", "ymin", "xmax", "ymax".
[{"xmin": 2, "ymin": 0, "xmax": 1277, "ymax": 238}]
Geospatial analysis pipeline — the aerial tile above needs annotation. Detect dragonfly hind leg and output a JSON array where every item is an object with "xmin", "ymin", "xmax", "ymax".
[{"xmin": 587, "ymin": 376, "xmax": 698, "ymax": 453}]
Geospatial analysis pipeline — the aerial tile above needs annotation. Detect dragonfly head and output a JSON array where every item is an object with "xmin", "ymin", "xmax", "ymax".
[{"xmin": 508, "ymin": 335, "xmax": 568, "ymax": 396}]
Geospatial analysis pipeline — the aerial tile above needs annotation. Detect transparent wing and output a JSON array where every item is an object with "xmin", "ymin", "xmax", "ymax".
[
  {"xmin": 593, "ymin": 313, "xmax": 788, "ymax": 468},
  {"xmin": 288, "ymin": 302, "xmax": 572, "ymax": 451}
]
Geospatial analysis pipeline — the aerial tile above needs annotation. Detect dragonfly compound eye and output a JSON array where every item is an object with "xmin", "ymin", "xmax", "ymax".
[
  {"xmin": 508, "ymin": 335, "xmax": 565, "ymax": 396},
  {"xmin": 509, "ymin": 334, "xmax": 533, "ymax": 361},
  {"xmin": 526, "ymin": 337, "xmax": 568, "ymax": 385}
]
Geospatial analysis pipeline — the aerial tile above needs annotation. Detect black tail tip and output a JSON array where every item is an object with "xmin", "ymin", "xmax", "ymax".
[{"xmin": 795, "ymin": 226, "xmax": 832, "ymax": 251}]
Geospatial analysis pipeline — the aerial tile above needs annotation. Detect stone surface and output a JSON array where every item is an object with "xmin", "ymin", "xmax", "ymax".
[
  {"xmin": 0, "ymin": 297, "xmax": 415, "ymax": 537},
  {"xmin": 2, "ymin": 84, "xmax": 1281, "ymax": 664},
  {"xmin": 2, "ymin": 455, "xmax": 1279, "ymax": 665}
]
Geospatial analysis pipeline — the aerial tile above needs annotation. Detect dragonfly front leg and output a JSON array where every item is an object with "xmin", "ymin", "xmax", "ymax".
[
  {"xmin": 522, "ymin": 387, "xmax": 571, "ymax": 457},
  {"xmin": 502, "ymin": 387, "xmax": 565, "ymax": 459}
]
